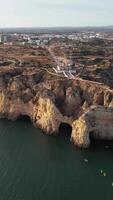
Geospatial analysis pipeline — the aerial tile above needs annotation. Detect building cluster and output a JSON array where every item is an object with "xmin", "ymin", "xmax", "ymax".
[
  {"xmin": 0, "ymin": 33, "xmax": 13, "ymax": 44},
  {"xmin": 67, "ymin": 32, "xmax": 105, "ymax": 41},
  {"xmin": 13, "ymin": 34, "xmax": 51, "ymax": 46},
  {"xmin": 0, "ymin": 31, "xmax": 113, "ymax": 46}
]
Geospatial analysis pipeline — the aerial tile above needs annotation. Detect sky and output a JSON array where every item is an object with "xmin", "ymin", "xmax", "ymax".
[{"xmin": 0, "ymin": 0, "xmax": 113, "ymax": 27}]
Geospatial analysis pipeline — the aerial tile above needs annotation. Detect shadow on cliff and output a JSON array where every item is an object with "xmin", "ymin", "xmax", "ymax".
[{"xmin": 89, "ymin": 133, "xmax": 113, "ymax": 150}]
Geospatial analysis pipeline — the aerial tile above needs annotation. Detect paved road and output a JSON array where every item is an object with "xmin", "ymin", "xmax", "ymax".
[
  {"xmin": 47, "ymin": 46, "xmax": 61, "ymax": 67},
  {"xmin": 46, "ymin": 46, "xmax": 77, "ymax": 79},
  {"xmin": 43, "ymin": 46, "xmax": 113, "ymax": 92}
]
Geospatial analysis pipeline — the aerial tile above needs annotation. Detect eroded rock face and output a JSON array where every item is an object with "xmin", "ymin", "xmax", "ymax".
[
  {"xmin": 33, "ymin": 96, "xmax": 72, "ymax": 134},
  {"xmin": 65, "ymin": 87, "xmax": 81, "ymax": 117},
  {"xmin": 71, "ymin": 106, "xmax": 113, "ymax": 148},
  {"xmin": 1, "ymin": 69, "xmax": 113, "ymax": 148}
]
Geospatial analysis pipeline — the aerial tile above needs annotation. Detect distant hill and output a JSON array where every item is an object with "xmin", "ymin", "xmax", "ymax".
[
  {"xmin": 0, "ymin": 26, "xmax": 113, "ymax": 34},
  {"xmin": 106, "ymin": 25, "xmax": 113, "ymax": 28}
]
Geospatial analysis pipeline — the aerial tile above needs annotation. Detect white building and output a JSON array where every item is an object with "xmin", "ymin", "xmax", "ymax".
[
  {"xmin": 0, "ymin": 35, "xmax": 2, "ymax": 43},
  {"xmin": 0, "ymin": 34, "xmax": 12, "ymax": 43}
]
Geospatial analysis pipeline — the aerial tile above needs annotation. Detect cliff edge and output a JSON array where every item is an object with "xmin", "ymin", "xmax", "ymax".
[
  {"xmin": 0, "ymin": 44, "xmax": 113, "ymax": 148},
  {"xmin": 1, "ymin": 69, "xmax": 113, "ymax": 148}
]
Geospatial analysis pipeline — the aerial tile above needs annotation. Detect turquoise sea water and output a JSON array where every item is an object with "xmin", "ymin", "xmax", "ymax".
[{"xmin": 0, "ymin": 118, "xmax": 113, "ymax": 200}]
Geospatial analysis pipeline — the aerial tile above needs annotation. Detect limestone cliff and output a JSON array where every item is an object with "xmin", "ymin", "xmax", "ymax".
[
  {"xmin": 72, "ymin": 106, "xmax": 113, "ymax": 148},
  {"xmin": 1, "ymin": 66, "xmax": 113, "ymax": 148}
]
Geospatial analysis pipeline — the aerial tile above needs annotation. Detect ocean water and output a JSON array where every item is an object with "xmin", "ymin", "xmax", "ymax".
[{"xmin": 0, "ymin": 118, "xmax": 113, "ymax": 200}]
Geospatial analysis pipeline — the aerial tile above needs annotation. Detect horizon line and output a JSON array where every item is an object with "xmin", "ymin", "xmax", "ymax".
[{"xmin": 0, "ymin": 25, "xmax": 113, "ymax": 29}]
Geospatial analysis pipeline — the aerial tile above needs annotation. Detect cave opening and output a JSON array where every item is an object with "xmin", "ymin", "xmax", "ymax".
[
  {"xmin": 16, "ymin": 115, "xmax": 31, "ymax": 122},
  {"xmin": 59, "ymin": 123, "xmax": 72, "ymax": 136}
]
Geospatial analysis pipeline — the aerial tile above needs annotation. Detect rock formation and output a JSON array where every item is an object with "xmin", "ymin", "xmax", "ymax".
[
  {"xmin": 1, "ymin": 62, "xmax": 113, "ymax": 148},
  {"xmin": 72, "ymin": 106, "xmax": 113, "ymax": 148}
]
